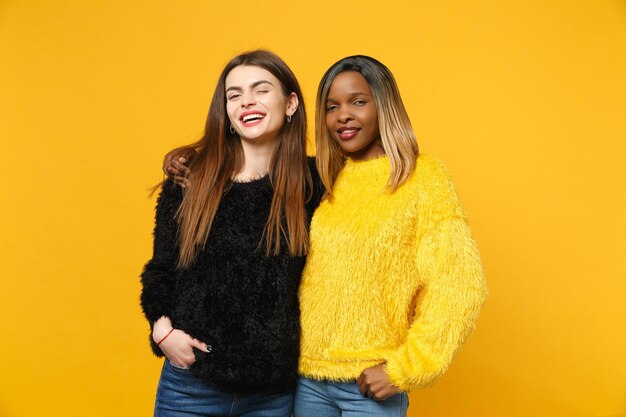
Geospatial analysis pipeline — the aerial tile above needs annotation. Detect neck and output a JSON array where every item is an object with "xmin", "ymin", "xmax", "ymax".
[
  {"xmin": 235, "ymin": 136, "xmax": 279, "ymax": 181},
  {"xmin": 347, "ymin": 138, "xmax": 385, "ymax": 161}
]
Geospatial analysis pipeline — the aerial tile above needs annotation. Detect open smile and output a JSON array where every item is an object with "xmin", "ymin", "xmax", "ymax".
[
  {"xmin": 240, "ymin": 111, "xmax": 266, "ymax": 126},
  {"xmin": 337, "ymin": 126, "xmax": 360, "ymax": 140}
]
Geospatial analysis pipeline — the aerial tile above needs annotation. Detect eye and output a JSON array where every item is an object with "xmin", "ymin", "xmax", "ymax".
[
  {"xmin": 353, "ymin": 99, "xmax": 367, "ymax": 106},
  {"xmin": 326, "ymin": 104, "xmax": 338, "ymax": 112},
  {"xmin": 256, "ymin": 89, "xmax": 269, "ymax": 94},
  {"xmin": 227, "ymin": 93, "xmax": 241, "ymax": 101}
]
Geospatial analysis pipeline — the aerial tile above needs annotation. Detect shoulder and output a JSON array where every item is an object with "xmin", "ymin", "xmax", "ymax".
[
  {"xmin": 412, "ymin": 154, "xmax": 464, "ymax": 218},
  {"xmin": 414, "ymin": 154, "xmax": 451, "ymax": 183},
  {"xmin": 413, "ymin": 154, "xmax": 455, "ymax": 192}
]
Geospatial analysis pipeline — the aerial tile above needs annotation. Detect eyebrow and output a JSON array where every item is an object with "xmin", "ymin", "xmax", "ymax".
[
  {"xmin": 226, "ymin": 80, "xmax": 274, "ymax": 93},
  {"xmin": 326, "ymin": 92, "xmax": 371, "ymax": 101}
]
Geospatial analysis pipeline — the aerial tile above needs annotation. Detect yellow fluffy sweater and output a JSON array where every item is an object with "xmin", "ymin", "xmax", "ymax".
[{"xmin": 298, "ymin": 154, "xmax": 487, "ymax": 391}]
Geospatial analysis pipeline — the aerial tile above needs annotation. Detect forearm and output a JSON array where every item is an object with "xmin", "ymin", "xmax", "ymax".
[
  {"xmin": 385, "ymin": 216, "xmax": 487, "ymax": 390},
  {"xmin": 152, "ymin": 316, "xmax": 174, "ymax": 342}
]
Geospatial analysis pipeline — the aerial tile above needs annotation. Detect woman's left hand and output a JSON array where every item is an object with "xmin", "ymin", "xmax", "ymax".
[{"xmin": 357, "ymin": 364, "xmax": 401, "ymax": 401}]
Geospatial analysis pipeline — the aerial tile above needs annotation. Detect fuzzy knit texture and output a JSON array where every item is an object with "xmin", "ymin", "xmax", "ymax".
[
  {"xmin": 298, "ymin": 154, "xmax": 487, "ymax": 391},
  {"xmin": 140, "ymin": 158, "xmax": 323, "ymax": 394}
]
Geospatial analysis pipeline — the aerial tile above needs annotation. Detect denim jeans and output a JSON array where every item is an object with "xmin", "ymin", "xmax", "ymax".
[
  {"xmin": 153, "ymin": 359, "xmax": 294, "ymax": 417},
  {"xmin": 294, "ymin": 377, "xmax": 408, "ymax": 417}
]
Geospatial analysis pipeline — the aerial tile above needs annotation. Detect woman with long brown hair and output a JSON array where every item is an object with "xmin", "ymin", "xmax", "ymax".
[{"xmin": 140, "ymin": 50, "xmax": 322, "ymax": 417}]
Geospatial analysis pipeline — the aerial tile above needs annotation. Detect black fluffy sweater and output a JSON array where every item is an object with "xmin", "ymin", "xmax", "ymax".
[{"xmin": 140, "ymin": 161, "xmax": 323, "ymax": 394}]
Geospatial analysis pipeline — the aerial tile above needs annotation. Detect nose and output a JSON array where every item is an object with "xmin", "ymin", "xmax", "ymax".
[
  {"xmin": 241, "ymin": 90, "xmax": 256, "ymax": 107},
  {"xmin": 338, "ymin": 110, "xmax": 353, "ymax": 124}
]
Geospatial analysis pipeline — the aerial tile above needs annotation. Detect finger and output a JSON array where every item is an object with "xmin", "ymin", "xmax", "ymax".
[
  {"xmin": 173, "ymin": 175, "xmax": 186, "ymax": 187},
  {"xmin": 191, "ymin": 338, "xmax": 210, "ymax": 353},
  {"xmin": 175, "ymin": 176, "xmax": 190, "ymax": 188},
  {"xmin": 183, "ymin": 355, "xmax": 196, "ymax": 367},
  {"xmin": 173, "ymin": 359, "xmax": 193, "ymax": 369},
  {"xmin": 371, "ymin": 388, "xmax": 387, "ymax": 401},
  {"xmin": 174, "ymin": 160, "xmax": 190, "ymax": 176},
  {"xmin": 168, "ymin": 355, "xmax": 188, "ymax": 368},
  {"xmin": 378, "ymin": 385, "xmax": 398, "ymax": 401},
  {"xmin": 172, "ymin": 160, "xmax": 183, "ymax": 172},
  {"xmin": 357, "ymin": 380, "xmax": 368, "ymax": 396},
  {"xmin": 379, "ymin": 389, "xmax": 394, "ymax": 401},
  {"xmin": 166, "ymin": 165, "xmax": 181, "ymax": 177}
]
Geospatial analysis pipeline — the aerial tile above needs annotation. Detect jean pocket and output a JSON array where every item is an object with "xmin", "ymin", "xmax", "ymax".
[{"xmin": 167, "ymin": 360, "xmax": 191, "ymax": 372}]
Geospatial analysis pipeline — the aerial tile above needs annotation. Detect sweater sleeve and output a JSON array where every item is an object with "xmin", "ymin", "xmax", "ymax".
[
  {"xmin": 384, "ymin": 160, "xmax": 488, "ymax": 391},
  {"xmin": 139, "ymin": 180, "xmax": 182, "ymax": 355}
]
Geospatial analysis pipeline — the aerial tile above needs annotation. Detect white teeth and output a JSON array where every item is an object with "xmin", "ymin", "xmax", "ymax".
[{"xmin": 242, "ymin": 114, "xmax": 265, "ymax": 123}]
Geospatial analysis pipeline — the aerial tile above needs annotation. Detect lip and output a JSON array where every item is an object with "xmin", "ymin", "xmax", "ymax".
[
  {"xmin": 239, "ymin": 110, "xmax": 267, "ymax": 126},
  {"xmin": 337, "ymin": 126, "xmax": 360, "ymax": 140}
]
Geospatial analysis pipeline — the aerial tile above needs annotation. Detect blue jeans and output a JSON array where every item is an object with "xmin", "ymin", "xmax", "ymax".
[
  {"xmin": 154, "ymin": 359, "xmax": 294, "ymax": 417},
  {"xmin": 294, "ymin": 377, "xmax": 408, "ymax": 417}
]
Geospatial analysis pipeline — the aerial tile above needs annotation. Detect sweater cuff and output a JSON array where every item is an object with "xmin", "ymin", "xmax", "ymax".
[{"xmin": 384, "ymin": 351, "xmax": 413, "ymax": 392}]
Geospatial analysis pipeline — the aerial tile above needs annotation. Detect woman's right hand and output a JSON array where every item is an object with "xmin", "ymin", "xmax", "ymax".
[
  {"xmin": 158, "ymin": 329, "xmax": 210, "ymax": 368},
  {"xmin": 162, "ymin": 147, "xmax": 195, "ymax": 188},
  {"xmin": 153, "ymin": 317, "xmax": 210, "ymax": 368}
]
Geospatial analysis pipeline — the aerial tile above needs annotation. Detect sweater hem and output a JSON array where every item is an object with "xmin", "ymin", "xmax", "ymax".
[{"xmin": 298, "ymin": 356, "xmax": 387, "ymax": 382}]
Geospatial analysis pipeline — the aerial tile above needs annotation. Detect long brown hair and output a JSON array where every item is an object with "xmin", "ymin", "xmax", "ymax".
[
  {"xmin": 315, "ymin": 55, "xmax": 419, "ymax": 199},
  {"xmin": 174, "ymin": 50, "xmax": 311, "ymax": 269}
]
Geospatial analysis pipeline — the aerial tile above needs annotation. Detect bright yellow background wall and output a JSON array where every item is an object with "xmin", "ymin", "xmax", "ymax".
[{"xmin": 1, "ymin": 1, "xmax": 625, "ymax": 416}]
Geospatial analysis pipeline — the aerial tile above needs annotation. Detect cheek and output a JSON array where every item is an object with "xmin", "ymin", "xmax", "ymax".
[
  {"xmin": 325, "ymin": 115, "xmax": 334, "ymax": 133},
  {"xmin": 265, "ymin": 94, "xmax": 286, "ymax": 112},
  {"xmin": 366, "ymin": 111, "xmax": 380, "ymax": 134},
  {"xmin": 226, "ymin": 104, "xmax": 237, "ymax": 122}
]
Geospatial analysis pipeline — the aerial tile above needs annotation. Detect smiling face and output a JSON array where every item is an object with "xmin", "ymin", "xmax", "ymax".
[
  {"xmin": 225, "ymin": 65, "xmax": 297, "ymax": 146},
  {"xmin": 325, "ymin": 71, "xmax": 384, "ymax": 161}
]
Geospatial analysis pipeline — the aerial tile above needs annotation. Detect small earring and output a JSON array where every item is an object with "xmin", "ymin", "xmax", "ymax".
[
  {"xmin": 287, "ymin": 115, "xmax": 292, "ymax": 123},
  {"xmin": 229, "ymin": 125, "xmax": 235, "ymax": 134}
]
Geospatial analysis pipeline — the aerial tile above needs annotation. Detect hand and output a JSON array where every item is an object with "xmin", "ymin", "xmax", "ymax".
[
  {"xmin": 357, "ymin": 364, "xmax": 401, "ymax": 401},
  {"xmin": 152, "ymin": 317, "xmax": 210, "ymax": 368},
  {"xmin": 162, "ymin": 148, "xmax": 195, "ymax": 188}
]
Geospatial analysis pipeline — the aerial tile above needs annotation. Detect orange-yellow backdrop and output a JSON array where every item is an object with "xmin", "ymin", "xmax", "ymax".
[{"xmin": 1, "ymin": 1, "xmax": 625, "ymax": 416}]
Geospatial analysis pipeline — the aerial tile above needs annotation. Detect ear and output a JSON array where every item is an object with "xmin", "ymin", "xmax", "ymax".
[{"xmin": 286, "ymin": 92, "xmax": 299, "ymax": 117}]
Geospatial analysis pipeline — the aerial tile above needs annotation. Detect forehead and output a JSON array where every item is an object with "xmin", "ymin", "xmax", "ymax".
[
  {"xmin": 225, "ymin": 65, "xmax": 280, "ymax": 88},
  {"xmin": 328, "ymin": 71, "xmax": 372, "ymax": 97}
]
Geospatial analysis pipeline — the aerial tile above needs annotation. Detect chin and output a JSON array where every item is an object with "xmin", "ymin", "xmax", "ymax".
[{"xmin": 339, "ymin": 144, "xmax": 364, "ymax": 155}]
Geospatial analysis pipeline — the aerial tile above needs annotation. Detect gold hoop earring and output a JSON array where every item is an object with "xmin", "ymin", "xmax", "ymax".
[
  {"xmin": 287, "ymin": 115, "xmax": 292, "ymax": 123},
  {"xmin": 230, "ymin": 125, "xmax": 236, "ymax": 134}
]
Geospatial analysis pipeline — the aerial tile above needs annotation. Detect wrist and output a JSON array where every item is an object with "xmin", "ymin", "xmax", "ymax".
[
  {"xmin": 152, "ymin": 316, "xmax": 174, "ymax": 343},
  {"xmin": 156, "ymin": 328, "xmax": 175, "ymax": 346}
]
